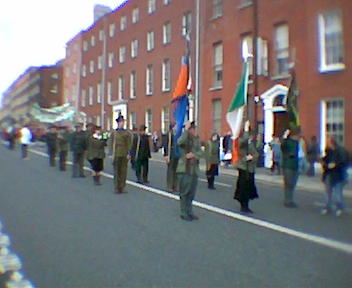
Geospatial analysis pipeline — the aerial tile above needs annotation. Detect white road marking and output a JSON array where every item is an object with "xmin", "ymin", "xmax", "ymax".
[{"xmin": 29, "ymin": 148, "xmax": 352, "ymax": 255}]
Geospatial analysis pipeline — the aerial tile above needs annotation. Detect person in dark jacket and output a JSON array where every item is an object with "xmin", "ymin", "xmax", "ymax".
[
  {"xmin": 70, "ymin": 123, "xmax": 88, "ymax": 178},
  {"xmin": 205, "ymin": 132, "xmax": 220, "ymax": 190},
  {"xmin": 281, "ymin": 127, "xmax": 300, "ymax": 208},
  {"xmin": 58, "ymin": 126, "xmax": 70, "ymax": 171},
  {"xmin": 87, "ymin": 125, "xmax": 106, "ymax": 185},
  {"xmin": 320, "ymin": 137, "xmax": 349, "ymax": 216},
  {"xmin": 233, "ymin": 121, "xmax": 259, "ymax": 213},
  {"xmin": 45, "ymin": 125, "xmax": 58, "ymax": 167},
  {"xmin": 163, "ymin": 123, "xmax": 179, "ymax": 193},
  {"xmin": 131, "ymin": 124, "xmax": 151, "ymax": 184}
]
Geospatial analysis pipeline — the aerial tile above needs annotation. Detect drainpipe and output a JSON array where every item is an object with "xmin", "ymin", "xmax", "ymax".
[
  {"xmin": 253, "ymin": 0, "xmax": 259, "ymax": 130},
  {"xmin": 101, "ymin": 18, "xmax": 107, "ymax": 130},
  {"xmin": 195, "ymin": 0, "xmax": 201, "ymax": 127}
]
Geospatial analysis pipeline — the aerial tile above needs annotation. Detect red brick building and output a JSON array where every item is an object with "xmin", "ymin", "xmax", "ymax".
[{"xmin": 62, "ymin": 0, "xmax": 351, "ymax": 154}]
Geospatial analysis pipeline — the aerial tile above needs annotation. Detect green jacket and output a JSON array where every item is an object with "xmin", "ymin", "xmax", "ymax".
[
  {"xmin": 70, "ymin": 130, "xmax": 88, "ymax": 153},
  {"xmin": 58, "ymin": 131, "xmax": 69, "ymax": 152},
  {"xmin": 87, "ymin": 135, "xmax": 106, "ymax": 160},
  {"xmin": 281, "ymin": 138, "xmax": 299, "ymax": 170},
  {"xmin": 176, "ymin": 131, "xmax": 204, "ymax": 175},
  {"xmin": 235, "ymin": 132, "xmax": 259, "ymax": 173},
  {"xmin": 205, "ymin": 139, "xmax": 220, "ymax": 166},
  {"xmin": 110, "ymin": 129, "xmax": 132, "ymax": 158}
]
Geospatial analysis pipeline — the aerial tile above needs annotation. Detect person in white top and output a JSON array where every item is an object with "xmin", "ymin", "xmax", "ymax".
[{"xmin": 19, "ymin": 125, "xmax": 32, "ymax": 159}]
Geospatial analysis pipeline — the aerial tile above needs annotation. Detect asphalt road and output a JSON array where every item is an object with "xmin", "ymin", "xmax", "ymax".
[{"xmin": 0, "ymin": 144, "xmax": 352, "ymax": 288}]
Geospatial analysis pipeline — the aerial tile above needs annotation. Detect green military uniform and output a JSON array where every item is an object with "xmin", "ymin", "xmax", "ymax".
[
  {"xmin": 111, "ymin": 127, "xmax": 132, "ymax": 193},
  {"xmin": 70, "ymin": 125, "xmax": 88, "ymax": 177},
  {"xmin": 58, "ymin": 128, "xmax": 69, "ymax": 171},
  {"xmin": 164, "ymin": 128, "xmax": 179, "ymax": 192},
  {"xmin": 45, "ymin": 128, "xmax": 58, "ymax": 167},
  {"xmin": 205, "ymin": 136, "xmax": 220, "ymax": 189},
  {"xmin": 176, "ymin": 126, "xmax": 204, "ymax": 220}
]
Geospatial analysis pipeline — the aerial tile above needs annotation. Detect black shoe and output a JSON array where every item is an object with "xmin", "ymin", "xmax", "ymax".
[
  {"xmin": 137, "ymin": 180, "xmax": 143, "ymax": 184},
  {"xmin": 208, "ymin": 186, "xmax": 216, "ymax": 190},
  {"xmin": 240, "ymin": 207, "xmax": 253, "ymax": 214},
  {"xmin": 180, "ymin": 215, "xmax": 193, "ymax": 221},
  {"xmin": 190, "ymin": 214, "xmax": 199, "ymax": 220}
]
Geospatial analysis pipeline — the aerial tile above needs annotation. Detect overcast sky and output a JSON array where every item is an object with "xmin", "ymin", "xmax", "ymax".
[{"xmin": 0, "ymin": 0, "xmax": 125, "ymax": 101}]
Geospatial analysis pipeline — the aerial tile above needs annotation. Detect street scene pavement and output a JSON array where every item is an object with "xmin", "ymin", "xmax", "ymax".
[{"xmin": 0, "ymin": 143, "xmax": 352, "ymax": 288}]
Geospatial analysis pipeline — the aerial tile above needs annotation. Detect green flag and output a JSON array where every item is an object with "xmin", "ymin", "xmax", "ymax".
[{"xmin": 286, "ymin": 70, "xmax": 300, "ymax": 129}]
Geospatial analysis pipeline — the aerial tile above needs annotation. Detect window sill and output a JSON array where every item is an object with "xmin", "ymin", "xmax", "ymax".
[
  {"xmin": 146, "ymin": 93, "xmax": 153, "ymax": 96},
  {"xmin": 209, "ymin": 86, "xmax": 223, "ymax": 91},
  {"xmin": 237, "ymin": 2, "xmax": 253, "ymax": 10},
  {"xmin": 319, "ymin": 64, "xmax": 345, "ymax": 74},
  {"xmin": 162, "ymin": 89, "xmax": 171, "ymax": 93},
  {"xmin": 210, "ymin": 15, "xmax": 223, "ymax": 21},
  {"xmin": 271, "ymin": 74, "xmax": 290, "ymax": 81}
]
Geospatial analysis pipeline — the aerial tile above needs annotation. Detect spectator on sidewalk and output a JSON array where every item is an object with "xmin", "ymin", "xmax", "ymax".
[
  {"xmin": 269, "ymin": 135, "xmax": 282, "ymax": 175},
  {"xmin": 320, "ymin": 137, "xmax": 349, "ymax": 216},
  {"xmin": 306, "ymin": 136, "xmax": 320, "ymax": 177},
  {"xmin": 233, "ymin": 120, "xmax": 259, "ymax": 214},
  {"xmin": 222, "ymin": 131, "xmax": 232, "ymax": 166},
  {"xmin": 281, "ymin": 127, "xmax": 300, "ymax": 208},
  {"xmin": 19, "ymin": 124, "xmax": 32, "ymax": 160},
  {"xmin": 205, "ymin": 132, "xmax": 220, "ymax": 190}
]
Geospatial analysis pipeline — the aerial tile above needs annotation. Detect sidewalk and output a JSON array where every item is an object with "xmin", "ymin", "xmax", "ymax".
[{"xmin": 151, "ymin": 150, "xmax": 352, "ymax": 197}]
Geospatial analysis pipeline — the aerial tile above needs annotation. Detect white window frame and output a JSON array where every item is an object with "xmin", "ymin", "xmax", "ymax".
[
  {"xmin": 89, "ymin": 86, "xmax": 94, "ymax": 106},
  {"xmin": 213, "ymin": 43, "xmax": 223, "ymax": 88},
  {"xmin": 91, "ymin": 35, "xmax": 96, "ymax": 47},
  {"xmin": 318, "ymin": 11, "xmax": 345, "ymax": 73},
  {"xmin": 118, "ymin": 76, "xmax": 125, "ymax": 100},
  {"xmin": 162, "ymin": 59, "xmax": 171, "ymax": 92},
  {"xmin": 131, "ymin": 40, "xmax": 138, "ymax": 59},
  {"xmin": 145, "ymin": 109, "xmax": 153, "ymax": 133},
  {"xmin": 109, "ymin": 23, "xmax": 115, "ymax": 37},
  {"xmin": 129, "ymin": 112, "xmax": 137, "ymax": 130},
  {"xmin": 242, "ymin": 35, "xmax": 253, "ymax": 75},
  {"xmin": 148, "ymin": 0, "xmax": 156, "ymax": 14},
  {"xmin": 161, "ymin": 106, "xmax": 170, "ymax": 134},
  {"xmin": 147, "ymin": 31, "xmax": 155, "ymax": 51},
  {"xmin": 163, "ymin": 22, "xmax": 171, "ymax": 45},
  {"xmin": 82, "ymin": 65, "xmax": 87, "ymax": 77},
  {"xmin": 107, "ymin": 81, "xmax": 112, "ymax": 103},
  {"xmin": 146, "ymin": 65, "xmax": 153, "ymax": 95},
  {"xmin": 89, "ymin": 60, "xmax": 95, "ymax": 74},
  {"xmin": 119, "ymin": 46, "xmax": 126, "ymax": 63},
  {"xmin": 164, "ymin": 0, "xmax": 171, "ymax": 5},
  {"xmin": 98, "ymin": 55, "xmax": 102, "ymax": 70},
  {"xmin": 274, "ymin": 24, "xmax": 290, "ymax": 76},
  {"xmin": 81, "ymin": 89, "xmax": 86, "ymax": 107},
  {"xmin": 182, "ymin": 11, "xmax": 192, "ymax": 37},
  {"xmin": 97, "ymin": 83, "xmax": 102, "ymax": 104},
  {"xmin": 212, "ymin": 0, "xmax": 223, "ymax": 19},
  {"xmin": 99, "ymin": 30, "xmax": 104, "ymax": 41},
  {"xmin": 96, "ymin": 115, "xmax": 101, "ymax": 126},
  {"xmin": 120, "ymin": 16, "xmax": 127, "ymax": 31},
  {"xmin": 108, "ymin": 52, "xmax": 114, "ymax": 68},
  {"xmin": 83, "ymin": 41, "xmax": 88, "ymax": 51},
  {"xmin": 130, "ymin": 71, "xmax": 137, "ymax": 99},
  {"xmin": 132, "ymin": 8, "xmax": 139, "ymax": 24},
  {"xmin": 212, "ymin": 99, "xmax": 222, "ymax": 134}
]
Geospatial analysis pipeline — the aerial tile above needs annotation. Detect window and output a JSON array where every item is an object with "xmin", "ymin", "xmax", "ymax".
[
  {"xmin": 239, "ymin": 0, "xmax": 253, "ymax": 7},
  {"xmin": 319, "ymin": 10, "xmax": 344, "ymax": 72},
  {"xmin": 118, "ymin": 76, "xmax": 125, "ymax": 100},
  {"xmin": 108, "ymin": 52, "xmax": 114, "ymax": 68},
  {"xmin": 89, "ymin": 86, "xmax": 94, "ymax": 106},
  {"xmin": 164, "ymin": 0, "xmax": 171, "ymax": 5},
  {"xmin": 96, "ymin": 115, "xmax": 101, "ymax": 126},
  {"xmin": 132, "ymin": 8, "xmax": 139, "ymax": 23},
  {"xmin": 148, "ymin": 0, "xmax": 156, "ymax": 14},
  {"xmin": 147, "ymin": 31, "xmax": 155, "ymax": 51},
  {"xmin": 257, "ymin": 37, "xmax": 268, "ymax": 76},
  {"xmin": 145, "ymin": 109, "xmax": 153, "ymax": 133},
  {"xmin": 213, "ymin": 43, "xmax": 223, "ymax": 88},
  {"xmin": 182, "ymin": 11, "xmax": 192, "ymax": 37},
  {"xmin": 129, "ymin": 112, "xmax": 137, "ymax": 130},
  {"xmin": 82, "ymin": 65, "xmax": 87, "ymax": 77},
  {"xmin": 120, "ymin": 16, "xmax": 127, "ymax": 31},
  {"xmin": 162, "ymin": 59, "xmax": 171, "ymax": 91},
  {"xmin": 91, "ymin": 35, "xmax": 96, "ymax": 47},
  {"xmin": 109, "ymin": 23, "xmax": 115, "ymax": 37},
  {"xmin": 99, "ymin": 30, "xmax": 104, "ymax": 41},
  {"xmin": 97, "ymin": 83, "xmax": 102, "ymax": 104},
  {"xmin": 323, "ymin": 99, "xmax": 344, "ymax": 146},
  {"xmin": 83, "ymin": 41, "xmax": 88, "ymax": 51},
  {"xmin": 130, "ymin": 71, "xmax": 137, "ymax": 99},
  {"xmin": 51, "ymin": 73, "xmax": 59, "ymax": 79},
  {"xmin": 119, "ymin": 46, "xmax": 126, "ymax": 63},
  {"xmin": 107, "ymin": 81, "xmax": 112, "ymax": 103},
  {"xmin": 212, "ymin": 0, "xmax": 222, "ymax": 19},
  {"xmin": 131, "ymin": 40, "xmax": 139, "ymax": 58},
  {"xmin": 161, "ymin": 106, "xmax": 170, "ymax": 134},
  {"xmin": 163, "ymin": 22, "xmax": 171, "ymax": 44},
  {"xmin": 89, "ymin": 60, "xmax": 95, "ymax": 74},
  {"xmin": 146, "ymin": 65, "xmax": 153, "ymax": 95},
  {"xmin": 98, "ymin": 55, "xmax": 103, "ymax": 70},
  {"xmin": 242, "ymin": 35, "xmax": 253, "ymax": 75},
  {"xmin": 107, "ymin": 117, "xmax": 111, "ymax": 131},
  {"xmin": 212, "ymin": 99, "xmax": 222, "ymax": 134},
  {"xmin": 274, "ymin": 24, "xmax": 289, "ymax": 75},
  {"xmin": 81, "ymin": 89, "xmax": 86, "ymax": 107},
  {"xmin": 50, "ymin": 85, "xmax": 58, "ymax": 94}
]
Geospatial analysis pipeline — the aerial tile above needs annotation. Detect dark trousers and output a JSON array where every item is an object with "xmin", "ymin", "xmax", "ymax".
[
  {"xmin": 283, "ymin": 168, "xmax": 299, "ymax": 205},
  {"xmin": 48, "ymin": 148, "xmax": 57, "ymax": 167},
  {"xmin": 21, "ymin": 144, "xmax": 28, "ymax": 159},
  {"xmin": 8, "ymin": 138, "xmax": 15, "ymax": 150},
  {"xmin": 207, "ymin": 176, "xmax": 215, "ymax": 188},
  {"xmin": 167, "ymin": 158, "xmax": 178, "ymax": 190},
  {"xmin": 178, "ymin": 173, "xmax": 198, "ymax": 217},
  {"xmin": 72, "ymin": 152, "xmax": 85, "ymax": 177},
  {"xmin": 59, "ymin": 151, "xmax": 68, "ymax": 171},
  {"xmin": 135, "ymin": 158, "xmax": 149, "ymax": 182},
  {"xmin": 113, "ymin": 156, "xmax": 128, "ymax": 192},
  {"xmin": 307, "ymin": 161, "xmax": 315, "ymax": 176}
]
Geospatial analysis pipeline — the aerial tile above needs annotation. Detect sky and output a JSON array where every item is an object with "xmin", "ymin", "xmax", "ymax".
[{"xmin": 0, "ymin": 0, "xmax": 125, "ymax": 100}]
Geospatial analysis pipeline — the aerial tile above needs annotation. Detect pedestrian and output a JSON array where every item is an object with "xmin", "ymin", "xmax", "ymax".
[
  {"xmin": 269, "ymin": 135, "xmax": 282, "ymax": 175},
  {"xmin": 163, "ymin": 123, "xmax": 179, "ymax": 193},
  {"xmin": 281, "ymin": 127, "xmax": 300, "ymax": 208},
  {"xmin": 205, "ymin": 132, "xmax": 220, "ymax": 190},
  {"xmin": 110, "ymin": 115, "xmax": 132, "ymax": 194},
  {"xmin": 5, "ymin": 124, "xmax": 16, "ymax": 150},
  {"xmin": 152, "ymin": 130, "xmax": 159, "ymax": 152},
  {"xmin": 45, "ymin": 124, "xmax": 58, "ymax": 167},
  {"xmin": 222, "ymin": 131, "xmax": 232, "ymax": 166},
  {"xmin": 298, "ymin": 136, "xmax": 308, "ymax": 174},
  {"xmin": 19, "ymin": 124, "xmax": 32, "ymax": 160},
  {"xmin": 70, "ymin": 122, "xmax": 88, "ymax": 178},
  {"xmin": 320, "ymin": 137, "xmax": 349, "ymax": 216},
  {"xmin": 306, "ymin": 136, "xmax": 320, "ymax": 177},
  {"xmin": 87, "ymin": 125, "xmax": 106, "ymax": 186},
  {"xmin": 57, "ymin": 126, "xmax": 70, "ymax": 171},
  {"xmin": 233, "ymin": 120, "xmax": 259, "ymax": 214},
  {"xmin": 176, "ymin": 121, "xmax": 205, "ymax": 221},
  {"xmin": 131, "ymin": 124, "xmax": 151, "ymax": 184}
]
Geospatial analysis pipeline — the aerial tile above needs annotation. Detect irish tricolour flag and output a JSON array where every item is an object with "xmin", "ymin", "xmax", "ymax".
[{"xmin": 226, "ymin": 60, "xmax": 249, "ymax": 164}]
